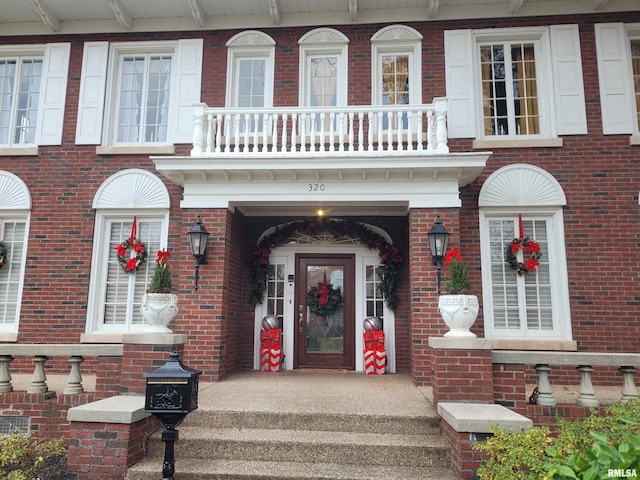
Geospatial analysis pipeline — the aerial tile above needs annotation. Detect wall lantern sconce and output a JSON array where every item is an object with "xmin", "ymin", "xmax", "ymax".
[
  {"xmin": 427, "ymin": 216, "xmax": 450, "ymax": 295},
  {"xmin": 187, "ymin": 216, "xmax": 210, "ymax": 291}
]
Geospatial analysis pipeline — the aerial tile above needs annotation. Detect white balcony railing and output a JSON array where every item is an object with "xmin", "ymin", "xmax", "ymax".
[{"xmin": 191, "ymin": 98, "xmax": 449, "ymax": 157}]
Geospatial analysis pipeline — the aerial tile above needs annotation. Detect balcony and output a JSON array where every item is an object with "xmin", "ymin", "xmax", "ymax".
[
  {"xmin": 153, "ymin": 98, "xmax": 491, "ymax": 215},
  {"xmin": 190, "ymin": 99, "xmax": 450, "ymax": 158}
]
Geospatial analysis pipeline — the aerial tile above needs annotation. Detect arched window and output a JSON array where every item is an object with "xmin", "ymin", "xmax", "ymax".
[
  {"xmin": 479, "ymin": 164, "xmax": 572, "ymax": 341},
  {"xmin": 0, "ymin": 171, "xmax": 31, "ymax": 337},
  {"xmin": 86, "ymin": 169, "xmax": 170, "ymax": 335}
]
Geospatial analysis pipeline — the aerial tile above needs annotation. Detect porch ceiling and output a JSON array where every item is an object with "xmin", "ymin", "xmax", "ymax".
[
  {"xmin": 1, "ymin": 0, "xmax": 634, "ymax": 36},
  {"xmin": 152, "ymin": 152, "xmax": 491, "ymax": 216}
]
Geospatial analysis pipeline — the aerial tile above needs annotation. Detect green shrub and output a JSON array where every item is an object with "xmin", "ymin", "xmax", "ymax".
[
  {"xmin": 474, "ymin": 399, "xmax": 640, "ymax": 480},
  {"xmin": 0, "ymin": 431, "xmax": 67, "ymax": 480}
]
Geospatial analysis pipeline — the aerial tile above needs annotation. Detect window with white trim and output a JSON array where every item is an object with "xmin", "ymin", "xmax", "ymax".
[
  {"xmin": 0, "ymin": 43, "xmax": 70, "ymax": 150},
  {"xmin": 76, "ymin": 39, "xmax": 203, "ymax": 148},
  {"xmin": 479, "ymin": 164, "xmax": 572, "ymax": 341},
  {"xmin": 365, "ymin": 264, "xmax": 385, "ymax": 326},
  {"xmin": 102, "ymin": 218, "xmax": 162, "ymax": 328},
  {"xmin": 371, "ymin": 25, "xmax": 422, "ymax": 131},
  {"xmin": 0, "ymin": 219, "xmax": 27, "ymax": 330},
  {"xmin": 594, "ymin": 23, "xmax": 640, "ymax": 138},
  {"xmin": 225, "ymin": 31, "xmax": 275, "ymax": 133},
  {"xmin": 299, "ymin": 28, "xmax": 348, "ymax": 132},
  {"xmin": 445, "ymin": 25, "xmax": 587, "ymax": 141},
  {"xmin": 0, "ymin": 171, "xmax": 31, "ymax": 333},
  {"xmin": 86, "ymin": 169, "xmax": 170, "ymax": 334},
  {"xmin": 265, "ymin": 263, "xmax": 285, "ymax": 325}
]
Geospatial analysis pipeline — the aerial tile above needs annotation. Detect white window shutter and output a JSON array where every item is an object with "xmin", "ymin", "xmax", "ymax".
[
  {"xmin": 595, "ymin": 23, "xmax": 634, "ymax": 134},
  {"xmin": 171, "ymin": 38, "xmax": 203, "ymax": 144},
  {"xmin": 76, "ymin": 42, "xmax": 109, "ymax": 145},
  {"xmin": 549, "ymin": 25, "xmax": 588, "ymax": 135},
  {"xmin": 35, "ymin": 43, "xmax": 71, "ymax": 146},
  {"xmin": 444, "ymin": 30, "xmax": 476, "ymax": 138}
]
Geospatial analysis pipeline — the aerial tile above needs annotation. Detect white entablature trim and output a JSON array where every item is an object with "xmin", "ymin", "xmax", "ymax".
[
  {"xmin": 0, "ymin": 171, "xmax": 31, "ymax": 210},
  {"xmin": 93, "ymin": 168, "xmax": 170, "ymax": 209},
  {"xmin": 478, "ymin": 163, "xmax": 566, "ymax": 207}
]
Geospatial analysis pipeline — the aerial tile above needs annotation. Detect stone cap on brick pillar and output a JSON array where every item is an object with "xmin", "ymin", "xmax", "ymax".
[
  {"xmin": 437, "ymin": 402, "xmax": 532, "ymax": 433},
  {"xmin": 67, "ymin": 395, "xmax": 149, "ymax": 424},
  {"xmin": 429, "ymin": 337, "xmax": 492, "ymax": 350}
]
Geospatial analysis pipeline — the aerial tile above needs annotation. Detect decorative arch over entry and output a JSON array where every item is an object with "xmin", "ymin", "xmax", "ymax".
[{"xmin": 247, "ymin": 218, "xmax": 402, "ymax": 310}]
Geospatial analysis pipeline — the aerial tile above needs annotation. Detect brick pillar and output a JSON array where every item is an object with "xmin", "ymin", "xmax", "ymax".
[
  {"xmin": 429, "ymin": 337, "xmax": 494, "ymax": 404},
  {"xmin": 493, "ymin": 363, "xmax": 527, "ymax": 414},
  {"xmin": 119, "ymin": 339, "xmax": 186, "ymax": 394},
  {"xmin": 408, "ymin": 208, "xmax": 459, "ymax": 385}
]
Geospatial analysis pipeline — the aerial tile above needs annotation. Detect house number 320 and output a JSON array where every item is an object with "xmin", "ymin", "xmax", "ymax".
[{"xmin": 308, "ymin": 183, "xmax": 326, "ymax": 192}]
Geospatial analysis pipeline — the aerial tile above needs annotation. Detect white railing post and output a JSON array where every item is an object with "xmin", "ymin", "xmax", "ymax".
[
  {"xmin": 576, "ymin": 365, "xmax": 599, "ymax": 407},
  {"xmin": 534, "ymin": 364, "xmax": 557, "ymax": 406},
  {"xmin": 434, "ymin": 97, "xmax": 449, "ymax": 153},
  {"xmin": 64, "ymin": 355, "xmax": 84, "ymax": 394},
  {"xmin": 619, "ymin": 366, "xmax": 639, "ymax": 401},
  {"xmin": 28, "ymin": 355, "xmax": 49, "ymax": 394},
  {"xmin": 0, "ymin": 355, "xmax": 13, "ymax": 393},
  {"xmin": 214, "ymin": 114, "xmax": 222, "ymax": 153},
  {"xmin": 191, "ymin": 103, "xmax": 207, "ymax": 156}
]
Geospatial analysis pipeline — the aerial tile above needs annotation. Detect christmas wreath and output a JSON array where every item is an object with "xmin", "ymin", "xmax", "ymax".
[
  {"xmin": 506, "ymin": 237, "xmax": 541, "ymax": 275},
  {"xmin": 115, "ymin": 238, "xmax": 148, "ymax": 273},
  {"xmin": 0, "ymin": 241, "xmax": 7, "ymax": 270},
  {"xmin": 306, "ymin": 273, "xmax": 343, "ymax": 317},
  {"xmin": 247, "ymin": 218, "xmax": 402, "ymax": 310}
]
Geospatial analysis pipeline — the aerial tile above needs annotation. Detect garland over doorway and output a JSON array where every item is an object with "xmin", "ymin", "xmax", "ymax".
[{"xmin": 247, "ymin": 218, "xmax": 403, "ymax": 310}]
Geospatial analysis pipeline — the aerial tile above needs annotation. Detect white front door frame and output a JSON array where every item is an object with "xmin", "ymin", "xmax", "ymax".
[{"xmin": 253, "ymin": 242, "xmax": 396, "ymax": 372}]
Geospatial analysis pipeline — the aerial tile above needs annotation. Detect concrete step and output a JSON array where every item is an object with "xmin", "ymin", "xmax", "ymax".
[
  {"xmin": 126, "ymin": 458, "xmax": 459, "ymax": 480},
  {"xmin": 182, "ymin": 409, "xmax": 441, "ymax": 435},
  {"xmin": 145, "ymin": 426, "xmax": 450, "ymax": 468}
]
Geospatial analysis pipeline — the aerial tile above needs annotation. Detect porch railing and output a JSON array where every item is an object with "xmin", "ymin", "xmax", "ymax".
[
  {"xmin": 191, "ymin": 98, "xmax": 449, "ymax": 157},
  {"xmin": 493, "ymin": 351, "xmax": 640, "ymax": 407},
  {"xmin": 0, "ymin": 344, "xmax": 123, "ymax": 394}
]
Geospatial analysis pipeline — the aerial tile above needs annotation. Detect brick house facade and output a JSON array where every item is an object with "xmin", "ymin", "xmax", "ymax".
[{"xmin": 0, "ymin": 1, "xmax": 638, "ymax": 391}]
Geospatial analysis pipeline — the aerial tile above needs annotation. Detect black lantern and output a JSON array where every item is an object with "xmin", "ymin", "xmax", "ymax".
[
  {"xmin": 427, "ymin": 216, "xmax": 450, "ymax": 295},
  {"xmin": 187, "ymin": 216, "xmax": 210, "ymax": 291},
  {"xmin": 145, "ymin": 351, "xmax": 201, "ymax": 480}
]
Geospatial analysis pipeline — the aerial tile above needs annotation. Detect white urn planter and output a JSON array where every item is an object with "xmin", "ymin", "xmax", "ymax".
[
  {"xmin": 140, "ymin": 293, "xmax": 178, "ymax": 333},
  {"xmin": 438, "ymin": 294, "xmax": 479, "ymax": 338}
]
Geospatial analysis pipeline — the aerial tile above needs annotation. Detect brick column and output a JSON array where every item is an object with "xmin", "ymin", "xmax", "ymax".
[
  {"xmin": 429, "ymin": 337, "xmax": 494, "ymax": 404},
  {"xmin": 408, "ymin": 208, "xmax": 459, "ymax": 385}
]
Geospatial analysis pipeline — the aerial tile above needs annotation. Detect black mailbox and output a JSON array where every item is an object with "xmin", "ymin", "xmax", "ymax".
[
  {"xmin": 145, "ymin": 351, "xmax": 201, "ymax": 417},
  {"xmin": 144, "ymin": 351, "xmax": 202, "ymax": 480}
]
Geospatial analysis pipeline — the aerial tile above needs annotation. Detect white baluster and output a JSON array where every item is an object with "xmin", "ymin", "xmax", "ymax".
[
  {"xmin": 358, "ymin": 112, "xmax": 364, "ymax": 152},
  {"xmin": 348, "ymin": 112, "xmax": 355, "ymax": 152},
  {"xmin": 243, "ymin": 114, "xmax": 251, "ymax": 153},
  {"xmin": 435, "ymin": 98, "xmax": 449, "ymax": 153},
  {"xmin": 416, "ymin": 110, "xmax": 424, "ymax": 151},
  {"xmin": 191, "ymin": 104, "xmax": 205, "ymax": 156},
  {"xmin": 252, "ymin": 113, "xmax": 259, "ymax": 153},
  {"xmin": 28, "ymin": 355, "xmax": 48, "ymax": 394},
  {"xmin": 367, "ymin": 112, "xmax": 373, "ymax": 151},
  {"xmin": 215, "ymin": 114, "xmax": 222, "ymax": 153},
  {"xmin": 619, "ymin": 366, "xmax": 639, "ymax": 401},
  {"xmin": 206, "ymin": 114, "xmax": 214, "ymax": 154},
  {"xmin": 377, "ymin": 112, "xmax": 383, "ymax": 151},
  {"xmin": 387, "ymin": 112, "xmax": 393, "ymax": 151},
  {"xmin": 426, "ymin": 110, "xmax": 434, "ymax": 151},
  {"xmin": 272, "ymin": 114, "xmax": 278, "ymax": 153},
  {"xmin": 281, "ymin": 113, "xmax": 288, "ymax": 153},
  {"xmin": 534, "ymin": 364, "xmax": 556, "ymax": 406},
  {"xmin": 576, "ymin": 365, "xmax": 599, "ymax": 407},
  {"xmin": 229, "ymin": 113, "xmax": 240, "ymax": 152},
  {"xmin": 0, "ymin": 355, "xmax": 13, "ymax": 393},
  {"xmin": 329, "ymin": 112, "xmax": 336, "ymax": 152},
  {"xmin": 300, "ymin": 114, "xmax": 307, "ymax": 153},
  {"xmin": 406, "ymin": 111, "xmax": 413, "ymax": 151},
  {"xmin": 262, "ymin": 113, "xmax": 269, "ymax": 153},
  {"xmin": 396, "ymin": 110, "xmax": 403, "ymax": 151},
  {"xmin": 291, "ymin": 114, "xmax": 298, "ymax": 152},
  {"xmin": 310, "ymin": 115, "xmax": 316, "ymax": 152},
  {"xmin": 64, "ymin": 356, "xmax": 84, "ymax": 395},
  {"xmin": 319, "ymin": 112, "xmax": 326, "ymax": 152}
]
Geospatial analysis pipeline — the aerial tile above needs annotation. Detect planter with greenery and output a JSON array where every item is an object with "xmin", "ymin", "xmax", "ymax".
[
  {"xmin": 438, "ymin": 248, "xmax": 479, "ymax": 338},
  {"xmin": 140, "ymin": 249, "xmax": 178, "ymax": 333}
]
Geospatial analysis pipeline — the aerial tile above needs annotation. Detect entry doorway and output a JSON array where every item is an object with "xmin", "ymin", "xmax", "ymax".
[{"xmin": 295, "ymin": 254, "xmax": 355, "ymax": 370}]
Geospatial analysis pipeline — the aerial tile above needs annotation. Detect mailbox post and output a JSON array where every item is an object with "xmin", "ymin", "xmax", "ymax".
[{"xmin": 144, "ymin": 351, "xmax": 201, "ymax": 480}]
